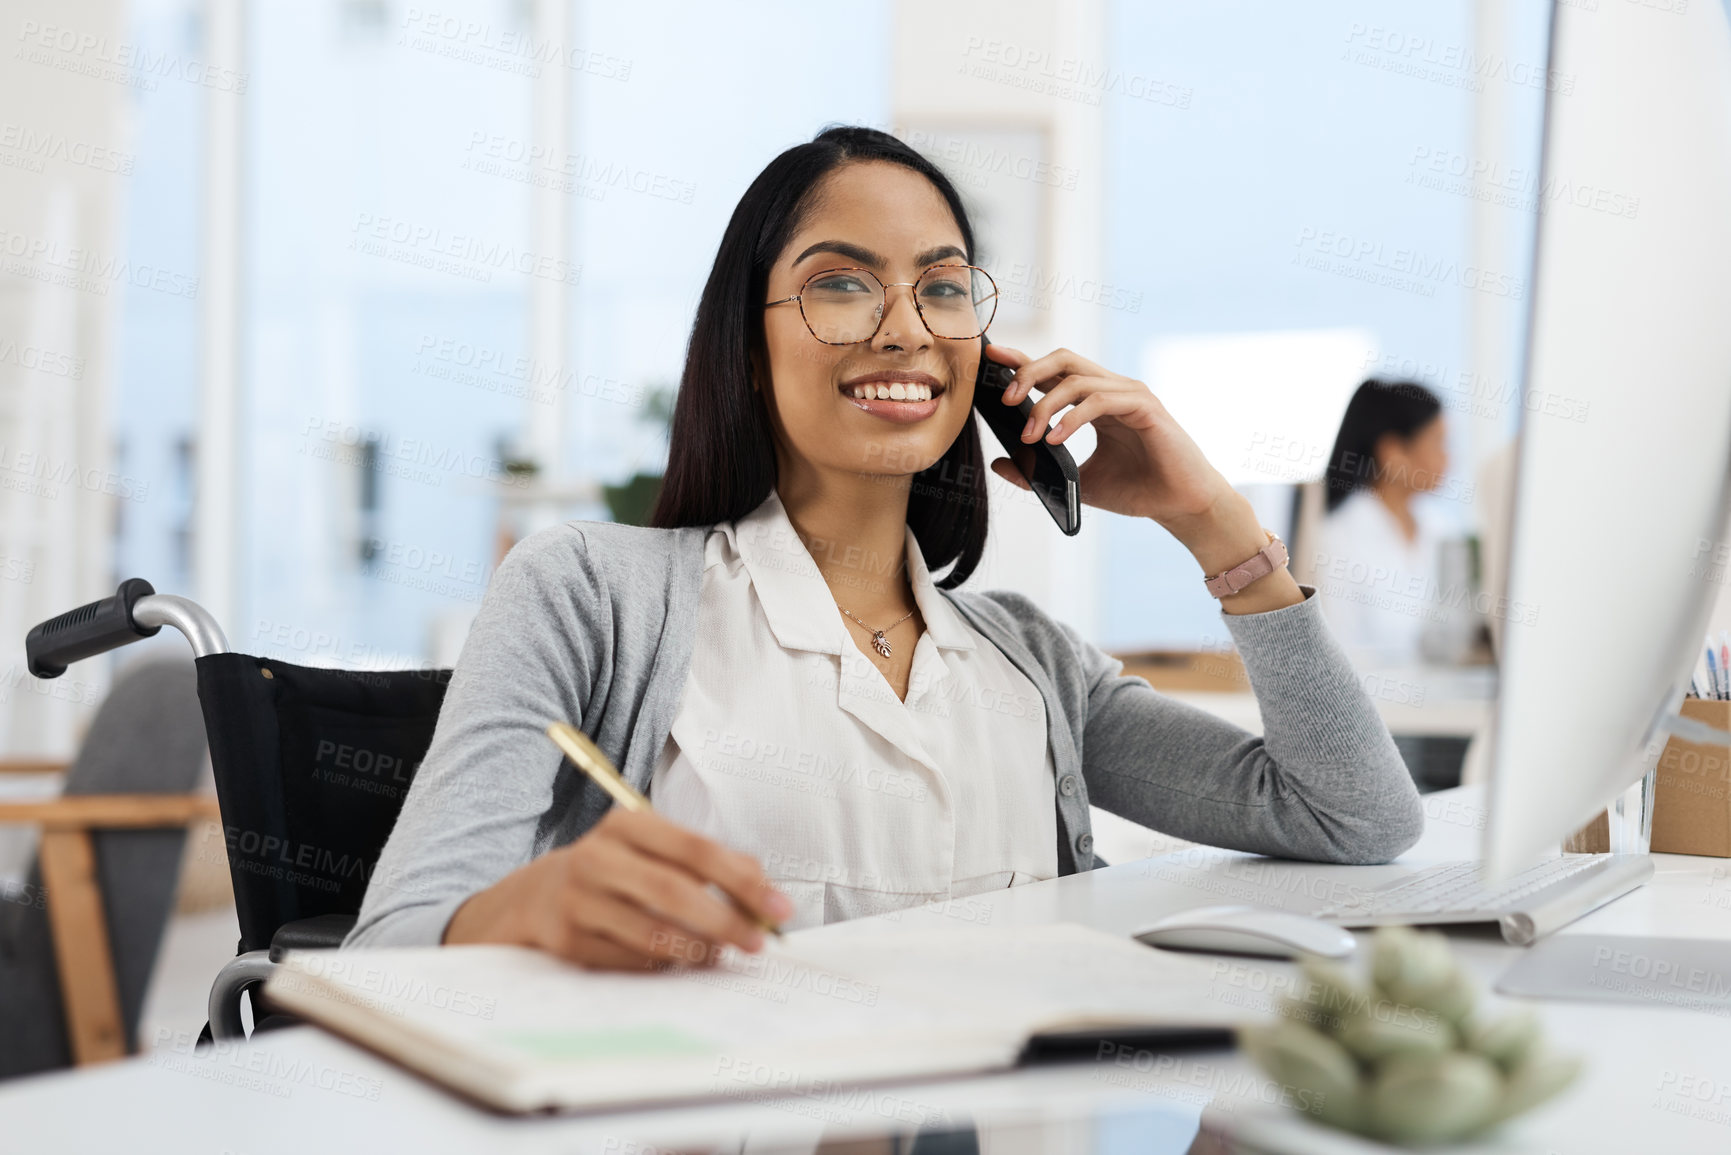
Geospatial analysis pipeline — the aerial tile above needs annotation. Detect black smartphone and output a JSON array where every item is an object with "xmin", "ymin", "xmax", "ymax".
[{"xmin": 972, "ymin": 337, "xmax": 1082, "ymax": 536}]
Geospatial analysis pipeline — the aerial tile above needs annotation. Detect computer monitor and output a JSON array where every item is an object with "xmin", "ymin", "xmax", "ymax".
[{"xmin": 1485, "ymin": 0, "xmax": 1731, "ymax": 875}]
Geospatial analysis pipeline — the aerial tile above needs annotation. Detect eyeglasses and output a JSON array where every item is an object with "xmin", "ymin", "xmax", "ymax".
[{"xmin": 764, "ymin": 264, "xmax": 999, "ymax": 345}]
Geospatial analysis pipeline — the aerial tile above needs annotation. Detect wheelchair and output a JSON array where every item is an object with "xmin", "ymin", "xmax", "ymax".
[{"xmin": 26, "ymin": 579, "xmax": 450, "ymax": 1042}]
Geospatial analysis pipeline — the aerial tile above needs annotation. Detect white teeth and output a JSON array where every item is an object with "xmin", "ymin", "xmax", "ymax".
[{"xmin": 846, "ymin": 382, "xmax": 938, "ymax": 401}]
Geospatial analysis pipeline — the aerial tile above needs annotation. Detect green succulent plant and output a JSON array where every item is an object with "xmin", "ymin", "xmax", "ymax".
[{"xmin": 1239, "ymin": 925, "xmax": 1581, "ymax": 1146}]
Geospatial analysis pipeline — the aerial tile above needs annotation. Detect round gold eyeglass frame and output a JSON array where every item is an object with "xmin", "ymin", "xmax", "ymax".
[{"xmin": 763, "ymin": 264, "xmax": 1000, "ymax": 346}]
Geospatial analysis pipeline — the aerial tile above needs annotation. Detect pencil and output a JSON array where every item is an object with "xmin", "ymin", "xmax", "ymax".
[{"xmin": 544, "ymin": 722, "xmax": 783, "ymax": 939}]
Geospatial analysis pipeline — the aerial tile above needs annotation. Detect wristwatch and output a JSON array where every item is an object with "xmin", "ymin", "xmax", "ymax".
[{"xmin": 1203, "ymin": 531, "xmax": 1290, "ymax": 599}]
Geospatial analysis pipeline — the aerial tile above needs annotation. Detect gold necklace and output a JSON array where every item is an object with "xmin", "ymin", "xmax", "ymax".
[{"xmin": 835, "ymin": 603, "xmax": 916, "ymax": 658}]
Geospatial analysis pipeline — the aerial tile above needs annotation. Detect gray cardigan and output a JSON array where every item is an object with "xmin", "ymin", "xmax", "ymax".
[{"xmin": 347, "ymin": 520, "xmax": 1424, "ymax": 948}]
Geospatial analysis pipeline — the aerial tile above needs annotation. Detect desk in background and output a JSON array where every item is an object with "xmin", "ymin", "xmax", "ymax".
[{"xmin": 1113, "ymin": 650, "xmax": 1495, "ymax": 740}]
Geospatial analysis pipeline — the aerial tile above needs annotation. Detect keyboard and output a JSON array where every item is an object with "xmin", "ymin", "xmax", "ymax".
[{"xmin": 1315, "ymin": 854, "xmax": 1618, "ymax": 924}]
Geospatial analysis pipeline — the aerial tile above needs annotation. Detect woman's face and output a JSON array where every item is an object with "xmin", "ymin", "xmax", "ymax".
[
  {"xmin": 1379, "ymin": 416, "xmax": 1450, "ymax": 493},
  {"xmin": 760, "ymin": 160, "xmax": 981, "ymax": 486}
]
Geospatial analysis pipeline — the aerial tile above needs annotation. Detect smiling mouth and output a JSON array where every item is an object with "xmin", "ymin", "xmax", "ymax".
[{"xmin": 842, "ymin": 380, "xmax": 941, "ymax": 402}]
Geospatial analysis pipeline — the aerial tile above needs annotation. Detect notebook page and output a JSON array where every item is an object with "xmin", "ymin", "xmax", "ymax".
[
  {"xmin": 267, "ymin": 941, "xmax": 1023, "ymax": 1113},
  {"xmin": 777, "ymin": 921, "xmax": 1248, "ymax": 1033}
]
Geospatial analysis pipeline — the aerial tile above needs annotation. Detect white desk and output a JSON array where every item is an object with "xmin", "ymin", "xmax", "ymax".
[
  {"xmin": 5, "ymin": 785, "xmax": 1728, "ymax": 1154},
  {"xmin": 1167, "ymin": 665, "xmax": 1496, "ymax": 741}
]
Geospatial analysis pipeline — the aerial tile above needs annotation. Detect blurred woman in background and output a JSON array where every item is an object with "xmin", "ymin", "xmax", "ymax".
[{"xmin": 1313, "ymin": 379, "xmax": 1453, "ymax": 669}]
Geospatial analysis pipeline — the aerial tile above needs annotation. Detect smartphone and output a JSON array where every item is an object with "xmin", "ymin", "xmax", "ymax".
[{"xmin": 972, "ymin": 337, "xmax": 1082, "ymax": 536}]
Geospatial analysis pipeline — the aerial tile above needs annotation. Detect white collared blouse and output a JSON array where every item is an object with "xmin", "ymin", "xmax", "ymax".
[{"xmin": 648, "ymin": 490, "xmax": 1058, "ymax": 930}]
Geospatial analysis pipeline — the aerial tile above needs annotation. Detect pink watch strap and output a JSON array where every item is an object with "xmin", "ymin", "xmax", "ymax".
[{"xmin": 1203, "ymin": 532, "xmax": 1290, "ymax": 598}]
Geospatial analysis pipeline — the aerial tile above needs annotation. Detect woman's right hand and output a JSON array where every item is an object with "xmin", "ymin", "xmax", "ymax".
[{"xmin": 442, "ymin": 807, "xmax": 794, "ymax": 970}]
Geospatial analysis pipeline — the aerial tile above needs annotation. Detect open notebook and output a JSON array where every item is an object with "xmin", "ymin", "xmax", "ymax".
[{"xmin": 263, "ymin": 921, "xmax": 1249, "ymax": 1114}]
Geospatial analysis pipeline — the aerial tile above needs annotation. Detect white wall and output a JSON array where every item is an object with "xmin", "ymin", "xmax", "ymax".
[{"xmin": 0, "ymin": 0, "xmax": 131, "ymax": 754}]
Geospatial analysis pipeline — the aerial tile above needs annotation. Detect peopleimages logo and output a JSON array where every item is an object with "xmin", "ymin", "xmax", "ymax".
[
  {"xmin": 992, "ymin": 260, "xmax": 1144, "ymax": 314},
  {"xmin": 900, "ymin": 128, "xmax": 1081, "ymax": 191},
  {"xmin": 348, "ymin": 213, "xmax": 581, "ymax": 285},
  {"xmin": 284, "ymin": 954, "xmax": 499, "ymax": 1020},
  {"xmin": 958, "ymin": 36, "xmax": 1192, "ymax": 109},
  {"xmin": 461, "ymin": 132, "xmax": 695, "ymax": 204},
  {"xmin": 412, "ymin": 335, "xmax": 647, "ymax": 409},
  {"xmin": 1360, "ymin": 351, "xmax": 1591, "ymax": 425},
  {"xmin": 0, "ymin": 443, "xmax": 151, "ymax": 502},
  {"xmin": 298, "ymin": 418, "xmax": 531, "ymax": 489},
  {"xmin": 1341, "ymin": 23, "xmax": 1574, "ymax": 94},
  {"xmin": 695, "ymin": 727, "xmax": 930, "ymax": 803},
  {"xmin": 149, "ymin": 1028, "xmax": 384, "ymax": 1100},
  {"xmin": 0, "ymin": 337, "xmax": 84, "ymax": 379},
  {"xmin": 0, "ymin": 227, "xmax": 200, "ymax": 300},
  {"xmin": 398, "ymin": 7, "xmax": 631, "ymax": 81},
  {"xmin": 1294, "ymin": 227, "xmax": 1526, "ymax": 300},
  {"xmin": 223, "ymin": 826, "xmax": 373, "ymax": 893},
  {"xmin": 1405, "ymin": 145, "xmax": 1640, "ymax": 220},
  {"xmin": 1591, "ymin": 944, "xmax": 1731, "ymax": 998},
  {"xmin": 0, "ymin": 122, "xmax": 133, "ymax": 174},
  {"xmin": 14, "ymin": 19, "xmax": 248, "ymax": 93}
]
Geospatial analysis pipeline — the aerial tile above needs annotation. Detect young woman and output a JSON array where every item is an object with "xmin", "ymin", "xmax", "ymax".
[
  {"xmin": 347, "ymin": 127, "xmax": 1423, "ymax": 968},
  {"xmin": 1314, "ymin": 380, "xmax": 1454, "ymax": 668}
]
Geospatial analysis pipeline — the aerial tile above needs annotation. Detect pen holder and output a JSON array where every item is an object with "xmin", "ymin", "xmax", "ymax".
[{"xmin": 1564, "ymin": 698, "xmax": 1731, "ymax": 857}]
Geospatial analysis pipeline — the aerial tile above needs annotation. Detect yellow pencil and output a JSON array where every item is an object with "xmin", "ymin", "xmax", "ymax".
[{"xmin": 544, "ymin": 722, "xmax": 783, "ymax": 939}]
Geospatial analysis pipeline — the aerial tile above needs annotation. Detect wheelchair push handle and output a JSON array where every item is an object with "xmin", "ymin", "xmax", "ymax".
[{"xmin": 26, "ymin": 578, "xmax": 163, "ymax": 678}]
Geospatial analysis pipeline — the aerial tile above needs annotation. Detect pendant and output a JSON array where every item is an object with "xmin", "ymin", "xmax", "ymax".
[{"xmin": 872, "ymin": 631, "xmax": 892, "ymax": 658}]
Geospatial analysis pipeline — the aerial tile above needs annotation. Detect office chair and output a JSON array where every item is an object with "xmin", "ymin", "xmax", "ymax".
[
  {"xmin": 24, "ymin": 580, "xmax": 450, "ymax": 1042},
  {"xmin": 0, "ymin": 658, "xmax": 212, "ymax": 1075}
]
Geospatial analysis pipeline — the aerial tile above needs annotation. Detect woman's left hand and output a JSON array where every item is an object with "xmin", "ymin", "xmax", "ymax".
[
  {"xmin": 982, "ymin": 343, "xmax": 1305, "ymax": 614},
  {"xmin": 982, "ymin": 343, "xmax": 1303, "ymax": 613},
  {"xmin": 984, "ymin": 343, "xmax": 1236, "ymax": 531}
]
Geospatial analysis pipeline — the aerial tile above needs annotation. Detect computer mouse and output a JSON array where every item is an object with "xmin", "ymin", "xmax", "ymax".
[{"xmin": 1132, "ymin": 905, "xmax": 1357, "ymax": 960}]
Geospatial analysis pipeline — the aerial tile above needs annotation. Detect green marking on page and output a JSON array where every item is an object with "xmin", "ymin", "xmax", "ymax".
[{"xmin": 492, "ymin": 1024, "xmax": 720, "ymax": 1062}]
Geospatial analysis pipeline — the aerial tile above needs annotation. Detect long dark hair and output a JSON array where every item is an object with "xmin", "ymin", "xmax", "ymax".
[
  {"xmin": 648, "ymin": 125, "xmax": 990, "ymax": 589},
  {"xmin": 1323, "ymin": 379, "xmax": 1444, "ymax": 512}
]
